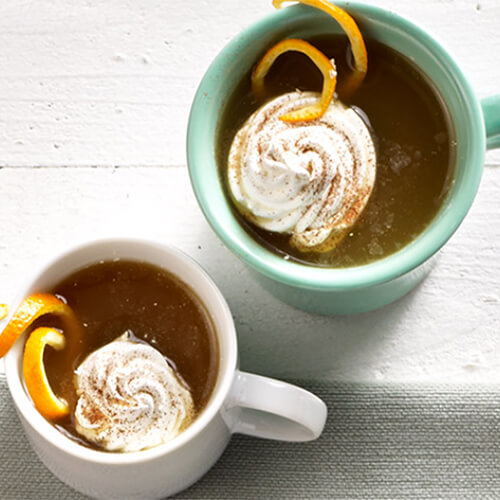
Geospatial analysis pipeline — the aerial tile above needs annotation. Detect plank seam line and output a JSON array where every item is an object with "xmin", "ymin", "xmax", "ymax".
[{"xmin": 0, "ymin": 164, "xmax": 186, "ymax": 169}]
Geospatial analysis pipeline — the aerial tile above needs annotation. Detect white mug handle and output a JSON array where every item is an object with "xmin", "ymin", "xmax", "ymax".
[{"xmin": 223, "ymin": 370, "xmax": 327, "ymax": 441}]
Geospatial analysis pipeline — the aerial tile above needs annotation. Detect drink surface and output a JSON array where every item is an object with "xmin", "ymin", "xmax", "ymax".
[
  {"xmin": 217, "ymin": 35, "xmax": 455, "ymax": 267},
  {"xmin": 41, "ymin": 260, "xmax": 219, "ymax": 450}
]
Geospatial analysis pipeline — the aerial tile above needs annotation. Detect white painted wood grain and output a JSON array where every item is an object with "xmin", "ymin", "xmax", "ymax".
[
  {"xmin": 0, "ymin": 0, "xmax": 499, "ymax": 166},
  {"xmin": 0, "ymin": 0, "xmax": 499, "ymax": 383},
  {"xmin": 0, "ymin": 165, "xmax": 499, "ymax": 382}
]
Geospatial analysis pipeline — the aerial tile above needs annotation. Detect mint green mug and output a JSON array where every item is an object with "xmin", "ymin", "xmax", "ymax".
[{"xmin": 187, "ymin": 2, "xmax": 500, "ymax": 315}]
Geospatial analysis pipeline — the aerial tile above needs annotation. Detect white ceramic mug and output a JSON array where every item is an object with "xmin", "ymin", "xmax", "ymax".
[{"xmin": 2, "ymin": 238, "xmax": 327, "ymax": 500}]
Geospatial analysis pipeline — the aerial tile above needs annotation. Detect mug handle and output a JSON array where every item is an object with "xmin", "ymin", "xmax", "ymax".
[
  {"xmin": 223, "ymin": 370, "xmax": 327, "ymax": 441},
  {"xmin": 482, "ymin": 95, "xmax": 500, "ymax": 150}
]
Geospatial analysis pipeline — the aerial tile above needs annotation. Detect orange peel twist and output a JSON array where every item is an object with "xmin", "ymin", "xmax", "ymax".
[
  {"xmin": 252, "ymin": 38, "xmax": 337, "ymax": 122},
  {"xmin": 273, "ymin": 0, "xmax": 368, "ymax": 97},
  {"xmin": 23, "ymin": 327, "xmax": 70, "ymax": 420},
  {"xmin": 0, "ymin": 293, "xmax": 80, "ymax": 358},
  {"xmin": 0, "ymin": 293, "xmax": 83, "ymax": 421}
]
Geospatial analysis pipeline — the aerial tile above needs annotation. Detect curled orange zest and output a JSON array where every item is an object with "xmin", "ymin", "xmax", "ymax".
[
  {"xmin": 273, "ymin": 0, "xmax": 368, "ymax": 97},
  {"xmin": 0, "ymin": 293, "xmax": 80, "ymax": 358},
  {"xmin": 252, "ymin": 38, "xmax": 337, "ymax": 122},
  {"xmin": 0, "ymin": 304, "xmax": 7, "ymax": 321},
  {"xmin": 23, "ymin": 327, "xmax": 69, "ymax": 420}
]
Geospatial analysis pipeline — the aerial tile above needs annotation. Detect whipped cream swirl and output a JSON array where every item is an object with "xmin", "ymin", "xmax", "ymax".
[
  {"xmin": 73, "ymin": 333, "xmax": 194, "ymax": 452},
  {"xmin": 228, "ymin": 91, "xmax": 376, "ymax": 251}
]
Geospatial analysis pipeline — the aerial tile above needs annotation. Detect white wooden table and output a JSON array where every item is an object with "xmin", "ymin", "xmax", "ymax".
[{"xmin": 0, "ymin": 0, "xmax": 499, "ymax": 383}]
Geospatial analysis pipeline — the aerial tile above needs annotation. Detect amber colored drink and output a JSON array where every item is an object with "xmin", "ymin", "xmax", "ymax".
[
  {"xmin": 40, "ymin": 260, "xmax": 219, "ymax": 449},
  {"xmin": 217, "ymin": 36, "xmax": 455, "ymax": 267}
]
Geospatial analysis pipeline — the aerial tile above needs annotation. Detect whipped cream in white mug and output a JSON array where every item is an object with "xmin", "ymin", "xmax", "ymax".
[
  {"xmin": 73, "ymin": 333, "xmax": 194, "ymax": 452},
  {"xmin": 228, "ymin": 91, "xmax": 376, "ymax": 251}
]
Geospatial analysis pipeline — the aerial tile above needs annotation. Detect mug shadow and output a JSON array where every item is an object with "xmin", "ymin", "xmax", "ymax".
[{"xmin": 197, "ymin": 231, "xmax": 427, "ymax": 381}]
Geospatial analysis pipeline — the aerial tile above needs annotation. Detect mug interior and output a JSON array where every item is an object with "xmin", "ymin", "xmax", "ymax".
[
  {"xmin": 4, "ymin": 238, "xmax": 238, "ymax": 464},
  {"xmin": 187, "ymin": 1, "xmax": 484, "ymax": 290}
]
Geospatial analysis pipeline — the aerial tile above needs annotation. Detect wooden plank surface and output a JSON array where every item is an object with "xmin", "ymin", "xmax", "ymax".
[
  {"xmin": 0, "ymin": 165, "xmax": 498, "ymax": 382},
  {"xmin": 0, "ymin": 0, "xmax": 499, "ymax": 382},
  {"xmin": 1, "ymin": 0, "xmax": 499, "ymax": 166}
]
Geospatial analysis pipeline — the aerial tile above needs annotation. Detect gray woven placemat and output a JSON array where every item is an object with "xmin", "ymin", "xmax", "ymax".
[{"xmin": 1, "ymin": 374, "xmax": 499, "ymax": 499}]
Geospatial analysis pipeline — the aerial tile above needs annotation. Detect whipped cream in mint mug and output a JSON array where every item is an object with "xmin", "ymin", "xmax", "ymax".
[{"xmin": 187, "ymin": 1, "xmax": 500, "ymax": 314}]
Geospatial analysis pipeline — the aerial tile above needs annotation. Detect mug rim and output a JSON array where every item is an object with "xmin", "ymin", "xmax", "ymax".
[
  {"xmin": 4, "ymin": 237, "xmax": 238, "ymax": 465},
  {"xmin": 186, "ymin": 1, "xmax": 485, "ymax": 291}
]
